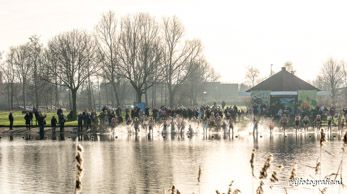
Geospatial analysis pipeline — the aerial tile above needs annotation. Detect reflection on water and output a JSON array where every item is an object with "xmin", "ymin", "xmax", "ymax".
[{"xmin": 0, "ymin": 130, "xmax": 346, "ymax": 194}]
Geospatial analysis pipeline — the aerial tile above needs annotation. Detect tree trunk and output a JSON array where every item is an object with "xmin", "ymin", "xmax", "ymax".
[
  {"xmin": 55, "ymin": 81, "xmax": 59, "ymax": 107},
  {"xmin": 22, "ymin": 80, "xmax": 26, "ymax": 109},
  {"xmin": 10, "ymin": 82, "xmax": 14, "ymax": 110},
  {"xmin": 34, "ymin": 72, "xmax": 39, "ymax": 108},
  {"xmin": 168, "ymin": 84, "xmax": 175, "ymax": 108},
  {"xmin": 71, "ymin": 89, "xmax": 78, "ymax": 119},
  {"xmin": 145, "ymin": 88, "xmax": 148, "ymax": 105},
  {"xmin": 111, "ymin": 82, "xmax": 120, "ymax": 106},
  {"xmin": 136, "ymin": 89, "xmax": 142, "ymax": 103},
  {"xmin": 7, "ymin": 85, "xmax": 10, "ymax": 111}
]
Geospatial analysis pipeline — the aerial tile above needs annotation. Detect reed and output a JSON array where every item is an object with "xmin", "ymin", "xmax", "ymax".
[
  {"xmin": 226, "ymin": 180, "xmax": 241, "ymax": 194},
  {"xmin": 75, "ymin": 144, "xmax": 84, "ymax": 193},
  {"xmin": 259, "ymin": 154, "xmax": 273, "ymax": 179},
  {"xmin": 289, "ymin": 162, "xmax": 297, "ymax": 181},
  {"xmin": 168, "ymin": 185, "xmax": 181, "ymax": 194},
  {"xmin": 320, "ymin": 129, "xmax": 326, "ymax": 147},
  {"xmin": 319, "ymin": 187, "xmax": 327, "ymax": 194},
  {"xmin": 198, "ymin": 165, "xmax": 201, "ymax": 182},
  {"xmin": 250, "ymin": 149, "xmax": 255, "ymax": 177},
  {"xmin": 270, "ymin": 165, "xmax": 283, "ymax": 183},
  {"xmin": 315, "ymin": 160, "xmax": 321, "ymax": 175},
  {"xmin": 256, "ymin": 180, "xmax": 264, "ymax": 194}
]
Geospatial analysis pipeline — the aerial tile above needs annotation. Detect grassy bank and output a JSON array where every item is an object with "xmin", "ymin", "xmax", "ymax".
[{"xmin": 0, "ymin": 111, "xmax": 77, "ymax": 127}]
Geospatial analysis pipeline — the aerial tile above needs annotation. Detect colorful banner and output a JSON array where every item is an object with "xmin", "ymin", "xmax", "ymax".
[{"xmin": 298, "ymin": 90, "xmax": 317, "ymax": 110}]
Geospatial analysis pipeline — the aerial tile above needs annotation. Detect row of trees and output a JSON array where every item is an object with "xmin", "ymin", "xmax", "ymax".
[{"xmin": 0, "ymin": 11, "xmax": 217, "ymax": 116}]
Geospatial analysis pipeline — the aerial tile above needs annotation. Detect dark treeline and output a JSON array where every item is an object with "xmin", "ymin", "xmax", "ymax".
[{"xmin": 0, "ymin": 11, "xmax": 218, "ymax": 117}]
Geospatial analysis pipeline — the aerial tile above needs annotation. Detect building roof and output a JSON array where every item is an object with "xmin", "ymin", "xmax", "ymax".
[{"xmin": 247, "ymin": 67, "xmax": 320, "ymax": 92}]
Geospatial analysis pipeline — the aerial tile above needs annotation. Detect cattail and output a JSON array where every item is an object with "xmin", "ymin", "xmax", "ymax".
[
  {"xmin": 170, "ymin": 185, "xmax": 175, "ymax": 194},
  {"xmin": 320, "ymin": 129, "xmax": 326, "ymax": 147},
  {"xmin": 343, "ymin": 131, "xmax": 347, "ymax": 145},
  {"xmin": 319, "ymin": 187, "xmax": 327, "ymax": 194},
  {"xmin": 284, "ymin": 187, "xmax": 288, "ymax": 194},
  {"xmin": 250, "ymin": 149, "xmax": 255, "ymax": 177},
  {"xmin": 75, "ymin": 144, "xmax": 84, "ymax": 193},
  {"xmin": 315, "ymin": 161, "xmax": 321, "ymax": 175},
  {"xmin": 198, "ymin": 165, "xmax": 201, "ymax": 182},
  {"xmin": 270, "ymin": 166, "xmax": 281, "ymax": 183},
  {"xmin": 256, "ymin": 180, "xmax": 264, "ymax": 194},
  {"xmin": 259, "ymin": 154, "xmax": 273, "ymax": 179},
  {"xmin": 289, "ymin": 163, "xmax": 297, "ymax": 181}
]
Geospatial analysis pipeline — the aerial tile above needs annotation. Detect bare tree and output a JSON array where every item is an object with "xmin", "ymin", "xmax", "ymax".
[
  {"xmin": 245, "ymin": 66, "xmax": 260, "ymax": 87},
  {"xmin": 12, "ymin": 45, "xmax": 32, "ymax": 109},
  {"xmin": 27, "ymin": 35, "xmax": 43, "ymax": 108},
  {"xmin": 46, "ymin": 30, "xmax": 99, "ymax": 117},
  {"xmin": 284, "ymin": 61, "xmax": 295, "ymax": 73},
  {"xmin": 319, "ymin": 58, "xmax": 344, "ymax": 105},
  {"xmin": 162, "ymin": 16, "xmax": 202, "ymax": 107},
  {"xmin": 1, "ymin": 50, "xmax": 17, "ymax": 110},
  {"xmin": 118, "ymin": 13, "xmax": 164, "ymax": 103},
  {"xmin": 96, "ymin": 11, "xmax": 122, "ymax": 107},
  {"xmin": 179, "ymin": 58, "xmax": 218, "ymax": 105}
]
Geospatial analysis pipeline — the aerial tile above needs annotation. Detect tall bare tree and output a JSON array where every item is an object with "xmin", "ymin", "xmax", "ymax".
[
  {"xmin": 46, "ymin": 30, "xmax": 99, "ymax": 117},
  {"xmin": 118, "ymin": 13, "xmax": 163, "ymax": 103},
  {"xmin": 319, "ymin": 58, "xmax": 344, "ymax": 105},
  {"xmin": 1, "ymin": 50, "xmax": 16, "ymax": 110},
  {"xmin": 162, "ymin": 16, "xmax": 202, "ymax": 107},
  {"xmin": 245, "ymin": 66, "xmax": 260, "ymax": 87},
  {"xmin": 27, "ymin": 35, "xmax": 43, "ymax": 108},
  {"xmin": 96, "ymin": 11, "xmax": 121, "ymax": 107},
  {"xmin": 12, "ymin": 45, "xmax": 32, "ymax": 109},
  {"xmin": 179, "ymin": 58, "xmax": 217, "ymax": 105}
]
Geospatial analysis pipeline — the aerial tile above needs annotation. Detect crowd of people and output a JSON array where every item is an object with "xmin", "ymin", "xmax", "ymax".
[
  {"xmin": 272, "ymin": 105, "xmax": 347, "ymax": 132},
  {"xmin": 8, "ymin": 103, "xmax": 347, "ymax": 140},
  {"xmin": 7, "ymin": 104, "xmax": 247, "ymax": 139}
]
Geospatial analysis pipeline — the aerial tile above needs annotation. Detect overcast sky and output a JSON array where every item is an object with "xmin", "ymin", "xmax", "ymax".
[{"xmin": 1, "ymin": 0, "xmax": 347, "ymax": 83}]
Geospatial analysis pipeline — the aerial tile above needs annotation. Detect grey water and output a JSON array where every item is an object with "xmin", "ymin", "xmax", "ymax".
[{"xmin": 0, "ymin": 129, "xmax": 346, "ymax": 194}]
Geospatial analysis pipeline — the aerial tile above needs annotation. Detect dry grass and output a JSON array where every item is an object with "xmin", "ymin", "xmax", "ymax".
[{"xmin": 289, "ymin": 162, "xmax": 297, "ymax": 181}]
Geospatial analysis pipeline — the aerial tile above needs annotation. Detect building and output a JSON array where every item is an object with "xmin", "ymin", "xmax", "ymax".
[{"xmin": 246, "ymin": 67, "xmax": 320, "ymax": 115}]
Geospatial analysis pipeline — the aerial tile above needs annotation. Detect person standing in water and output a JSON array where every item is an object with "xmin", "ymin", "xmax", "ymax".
[
  {"xmin": 51, "ymin": 116, "xmax": 57, "ymax": 140},
  {"xmin": 253, "ymin": 117, "xmax": 259, "ymax": 136},
  {"xmin": 133, "ymin": 117, "xmax": 140, "ymax": 134},
  {"xmin": 148, "ymin": 117, "xmax": 154, "ymax": 136},
  {"xmin": 294, "ymin": 114, "xmax": 301, "ymax": 132},
  {"xmin": 302, "ymin": 115, "xmax": 310, "ymax": 131},
  {"xmin": 162, "ymin": 120, "xmax": 168, "ymax": 135},
  {"xmin": 280, "ymin": 114, "xmax": 288, "ymax": 133},
  {"xmin": 170, "ymin": 118, "xmax": 176, "ymax": 134},
  {"xmin": 327, "ymin": 114, "xmax": 333, "ymax": 132},
  {"xmin": 229, "ymin": 117, "xmax": 234, "ymax": 137},
  {"xmin": 8, "ymin": 112, "xmax": 14, "ymax": 130},
  {"xmin": 24, "ymin": 112, "xmax": 31, "ymax": 131},
  {"xmin": 37, "ymin": 113, "xmax": 46, "ymax": 140}
]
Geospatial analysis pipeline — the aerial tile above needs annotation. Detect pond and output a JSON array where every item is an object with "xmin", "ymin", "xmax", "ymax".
[{"xmin": 0, "ymin": 125, "xmax": 346, "ymax": 194}]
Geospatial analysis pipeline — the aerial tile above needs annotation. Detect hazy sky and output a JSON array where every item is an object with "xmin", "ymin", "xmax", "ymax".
[{"xmin": 1, "ymin": 0, "xmax": 347, "ymax": 83}]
